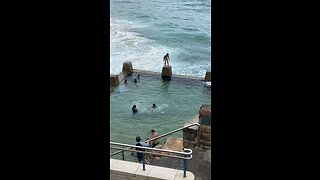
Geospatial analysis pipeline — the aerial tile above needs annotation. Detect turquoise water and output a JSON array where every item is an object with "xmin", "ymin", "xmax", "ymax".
[
  {"xmin": 110, "ymin": 73, "xmax": 211, "ymax": 161},
  {"xmin": 110, "ymin": 0, "xmax": 211, "ymax": 76}
]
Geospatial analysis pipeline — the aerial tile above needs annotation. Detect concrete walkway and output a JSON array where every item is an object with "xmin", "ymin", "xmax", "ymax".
[{"xmin": 150, "ymin": 147, "xmax": 211, "ymax": 180}]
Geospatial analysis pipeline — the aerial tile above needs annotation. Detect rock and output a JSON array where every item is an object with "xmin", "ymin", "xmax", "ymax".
[
  {"xmin": 200, "ymin": 139, "xmax": 211, "ymax": 146},
  {"xmin": 162, "ymin": 137, "xmax": 184, "ymax": 152},
  {"xmin": 201, "ymin": 125, "xmax": 211, "ymax": 133},
  {"xmin": 202, "ymin": 145, "xmax": 211, "ymax": 150},
  {"xmin": 200, "ymin": 132, "xmax": 211, "ymax": 141}
]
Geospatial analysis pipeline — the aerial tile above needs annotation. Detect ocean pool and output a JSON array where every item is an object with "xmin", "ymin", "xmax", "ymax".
[{"xmin": 110, "ymin": 72, "xmax": 211, "ymax": 161}]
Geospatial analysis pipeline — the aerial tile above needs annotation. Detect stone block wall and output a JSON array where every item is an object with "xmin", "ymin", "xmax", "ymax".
[
  {"xmin": 183, "ymin": 115, "xmax": 200, "ymax": 148},
  {"xmin": 199, "ymin": 104, "xmax": 211, "ymax": 149}
]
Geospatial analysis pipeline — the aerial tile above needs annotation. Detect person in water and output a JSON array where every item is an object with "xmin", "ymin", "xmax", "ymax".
[
  {"xmin": 151, "ymin": 129, "xmax": 159, "ymax": 148},
  {"xmin": 137, "ymin": 73, "xmax": 140, "ymax": 80},
  {"xmin": 152, "ymin": 103, "xmax": 156, "ymax": 109},
  {"xmin": 132, "ymin": 105, "xmax": 138, "ymax": 114},
  {"xmin": 134, "ymin": 78, "xmax": 137, "ymax": 84},
  {"xmin": 124, "ymin": 79, "xmax": 127, "ymax": 85},
  {"xmin": 163, "ymin": 53, "xmax": 169, "ymax": 66},
  {"xmin": 134, "ymin": 136, "xmax": 150, "ymax": 163}
]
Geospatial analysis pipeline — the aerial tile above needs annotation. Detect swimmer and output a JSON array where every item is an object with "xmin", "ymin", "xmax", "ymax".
[
  {"xmin": 137, "ymin": 73, "xmax": 140, "ymax": 79},
  {"xmin": 124, "ymin": 79, "xmax": 127, "ymax": 85},
  {"xmin": 134, "ymin": 78, "xmax": 137, "ymax": 84},
  {"xmin": 132, "ymin": 105, "xmax": 138, "ymax": 114},
  {"xmin": 152, "ymin": 103, "xmax": 157, "ymax": 109}
]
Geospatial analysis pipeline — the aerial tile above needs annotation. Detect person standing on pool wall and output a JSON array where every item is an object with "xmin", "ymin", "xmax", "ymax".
[{"xmin": 163, "ymin": 53, "xmax": 169, "ymax": 66}]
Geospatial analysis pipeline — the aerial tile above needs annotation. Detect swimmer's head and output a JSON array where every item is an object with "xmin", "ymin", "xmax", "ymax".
[{"xmin": 136, "ymin": 136, "xmax": 141, "ymax": 142}]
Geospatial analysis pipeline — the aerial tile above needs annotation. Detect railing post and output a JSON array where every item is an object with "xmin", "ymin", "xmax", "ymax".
[
  {"xmin": 142, "ymin": 152, "xmax": 146, "ymax": 170},
  {"xmin": 183, "ymin": 154, "xmax": 187, "ymax": 177}
]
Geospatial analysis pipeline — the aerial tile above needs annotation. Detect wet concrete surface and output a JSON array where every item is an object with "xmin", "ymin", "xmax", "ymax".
[{"xmin": 151, "ymin": 147, "xmax": 211, "ymax": 180}]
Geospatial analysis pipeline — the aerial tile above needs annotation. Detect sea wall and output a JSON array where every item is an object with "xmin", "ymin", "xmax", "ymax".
[
  {"xmin": 183, "ymin": 104, "xmax": 212, "ymax": 149},
  {"xmin": 199, "ymin": 104, "xmax": 211, "ymax": 149},
  {"xmin": 110, "ymin": 61, "xmax": 211, "ymax": 93}
]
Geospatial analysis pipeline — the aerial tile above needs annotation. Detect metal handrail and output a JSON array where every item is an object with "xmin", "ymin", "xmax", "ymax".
[
  {"xmin": 110, "ymin": 142, "xmax": 193, "ymax": 177},
  {"xmin": 110, "ymin": 122, "xmax": 200, "ymax": 157}
]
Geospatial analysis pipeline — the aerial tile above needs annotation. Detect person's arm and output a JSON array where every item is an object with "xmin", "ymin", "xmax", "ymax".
[{"xmin": 141, "ymin": 141, "xmax": 150, "ymax": 147}]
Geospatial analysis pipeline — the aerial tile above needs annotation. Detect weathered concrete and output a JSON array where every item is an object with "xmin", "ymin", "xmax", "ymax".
[
  {"xmin": 110, "ymin": 159, "xmax": 195, "ymax": 180},
  {"xmin": 161, "ymin": 65, "xmax": 172, "ymax": 78},
  {"xmin": 122, "ymin": 61, "xmax": 133, "ymax": 73},
  {"xmin": 110, "ymin": 74, "xmax": 119, "ymax": 87},
  {"xmin": 111, "ymin": 159, "xmax": 140, "ymax": 178},
  {"xmin": 151, "ymin": 147, "xmax": 211, "ymax": 180},
  {"xmin": 148, "ymin": 166, "xmax": 178, "ymax": 180},
  {"xmin": 204, "ymin": 69, "xmax": 211, "ymax": 81},
  {"xmin": 183, "ymin": 115, "xmax": 200, "ymax": 148}
]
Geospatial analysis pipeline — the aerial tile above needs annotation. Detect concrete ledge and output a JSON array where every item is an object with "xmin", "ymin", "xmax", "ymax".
[
  {"xmin": 110, "ymin": 159, "xmax": 195, "ymax": 180},
  {"xmin": 183, "ymin": 115, "xmax": 199, "ymax": 131},
  {"xmin": 175, "ymin": 170, "xmax": 195, "ymax": 180},
  {"xmin": 111, "ymin": 160, "xmax": 140, "ymax": 178},
  {"xmin": 110, "ymin": 158, "xmax": 119, "ymax": 169},
  {"xmin": 111, "ymin": 173, "xmax": 136, "ymax": 180},
  {"xmin": 148, "ymin": 166, "xmax": 178, "ymax": 180},
  {"xmin": 135, "ymin": 164, "xmax": 153, "ymax": 180}
]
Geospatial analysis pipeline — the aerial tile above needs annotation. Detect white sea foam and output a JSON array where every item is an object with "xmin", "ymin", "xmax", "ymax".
[
  {"xmin": 111, "ymin": 17, "xmax": 178, "ymax": 75},
  {"xmin": 203, "ymin": 81, "xmax": 211, "ymax": 86}
]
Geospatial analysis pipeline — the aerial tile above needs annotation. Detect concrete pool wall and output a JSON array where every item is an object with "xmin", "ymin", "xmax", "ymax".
[
  {"xmin": 110, "ymin": 61, "xmax": 211, "ymax": 93},
  {"xmin": 110, "ymin": 61, "xmax": 211, "ymax": 179},
  {"xmin": 110, "ymin": 61, "xmax": 212, "ymax": 150}
]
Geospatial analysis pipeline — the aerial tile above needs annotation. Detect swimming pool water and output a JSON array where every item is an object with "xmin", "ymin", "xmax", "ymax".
[{"xmin": 110, "ymin": 72, "xmax": 211, "ymax": 161}]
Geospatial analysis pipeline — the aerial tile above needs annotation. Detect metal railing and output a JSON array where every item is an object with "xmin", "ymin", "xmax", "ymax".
[
  {"xmin": 110, "ymin": 142, "xmax": 193, "ymax": 177},
  {"xmin": 110, "ymin": 122, "xmax": 200, "ymax": 157}
]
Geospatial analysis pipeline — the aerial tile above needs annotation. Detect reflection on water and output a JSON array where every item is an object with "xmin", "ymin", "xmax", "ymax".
[{"xmin": 160, "ymin": 80, "xmax": 170, "ymax": 93}]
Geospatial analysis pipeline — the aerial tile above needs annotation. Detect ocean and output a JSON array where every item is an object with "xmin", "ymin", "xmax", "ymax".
[{"xmin": 110, "ymin": 0, "xmax": 211, "ymax": 77}]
